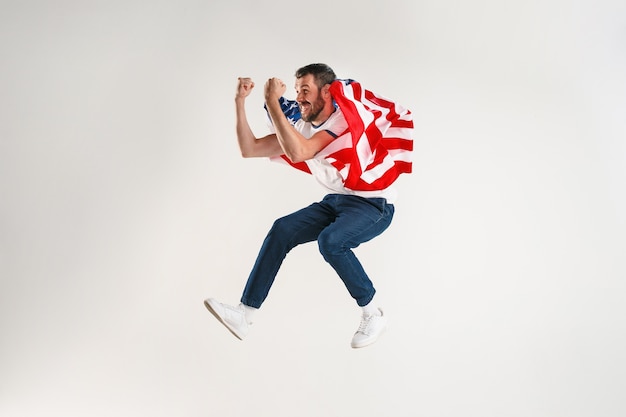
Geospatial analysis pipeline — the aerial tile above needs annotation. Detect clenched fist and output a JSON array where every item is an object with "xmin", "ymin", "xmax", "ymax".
[
  {"xmin": 236, "ymin": 77, "xmax": 255, "ymax": 99},
  {"xmin": 264, "ymin": 77, "xmax": 286, "ymax": 102}
]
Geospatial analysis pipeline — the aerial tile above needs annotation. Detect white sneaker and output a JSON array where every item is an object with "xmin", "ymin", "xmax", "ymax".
[
  {"xmin": 351, "ymin": 308, "xmax": 387, "ymax": 349},
  {"xmin": 204, "ymin": 298, "xmax": 249, "ymax": 340}
]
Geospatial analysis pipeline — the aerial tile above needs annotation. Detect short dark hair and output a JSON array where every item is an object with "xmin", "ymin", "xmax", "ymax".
[{"xmin": 295, "ymin": 63, "xmax": 336, "ymax": 90}]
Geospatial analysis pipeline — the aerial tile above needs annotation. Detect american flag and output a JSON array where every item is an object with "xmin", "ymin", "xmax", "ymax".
[{"xmin": 269, "ymin": 79, "xmax": 414, "ymax": 191}]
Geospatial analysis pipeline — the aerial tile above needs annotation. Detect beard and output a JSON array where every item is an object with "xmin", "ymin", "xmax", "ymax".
[{"xmin": 299, "ymin": 94, "xmax": 326, "ymax": 123}]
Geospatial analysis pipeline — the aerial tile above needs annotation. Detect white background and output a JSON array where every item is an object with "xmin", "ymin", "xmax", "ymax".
[{"xmin": 1, "ymin": 1, "xmax": 625, "ymax": 416}]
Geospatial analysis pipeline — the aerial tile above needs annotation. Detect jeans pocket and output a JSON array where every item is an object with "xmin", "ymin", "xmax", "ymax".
[{"xmin": 366, "ymin": 197, "xmax": 394, "ymax": 220}]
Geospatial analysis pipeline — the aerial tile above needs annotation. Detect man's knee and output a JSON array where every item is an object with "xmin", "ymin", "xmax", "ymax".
[
  {"xmin": 269, "ymin": 215, "xmax": 290, "ymax": 234},
  {"xmin": 317, "ymin": 230, "xmax": 344, "ymax": 258}
]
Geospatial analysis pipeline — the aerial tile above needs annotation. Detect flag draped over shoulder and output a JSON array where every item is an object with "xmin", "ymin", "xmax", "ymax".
[{"xmin": 268, "ymin": 79, "xmax": 414, "ymax": 191}]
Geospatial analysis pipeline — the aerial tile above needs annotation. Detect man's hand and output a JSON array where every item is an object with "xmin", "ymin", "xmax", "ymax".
[
  {"xmin": 264, "ymin": 77, "xmax": 286, "ymax": 102},
  {"xmin": 236, "ymin": 77, "xmax": 255, "ymax": 99}
]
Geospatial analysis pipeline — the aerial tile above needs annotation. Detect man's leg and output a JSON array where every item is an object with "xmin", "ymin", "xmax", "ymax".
[
  {"xmin": 316, "ymin": 195, "xmax": 394, "ymax": 348},
  {"xmin": 206, "ymin": 200, "xmax": 336, "ymax": 339}
]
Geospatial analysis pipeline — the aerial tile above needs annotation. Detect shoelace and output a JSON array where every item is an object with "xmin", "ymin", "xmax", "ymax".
[
  {"xmin": 357, "ymin": 315, "xmax": 374, "ymax": 334},
  {"xmin": 220, "ymin": 303, "xmax": 255, "ymax": 327},
  {"xmin": 224, "ymin": 303, "xmax": 244, "ymax": 313}
]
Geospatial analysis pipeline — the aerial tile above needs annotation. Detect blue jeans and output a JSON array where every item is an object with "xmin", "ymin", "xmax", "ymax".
[{"xmin": 241, "ymin": 194, "xmax": 394, "ymax": 308}]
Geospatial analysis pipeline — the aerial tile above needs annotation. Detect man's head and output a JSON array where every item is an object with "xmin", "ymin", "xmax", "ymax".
[
  {"xmin": 294, "ymin": 63, "xmax": 336, "ymax": 123},
  {"xmin": 295, "ymin": 63, "xmax": 336, "ymax": 90}
]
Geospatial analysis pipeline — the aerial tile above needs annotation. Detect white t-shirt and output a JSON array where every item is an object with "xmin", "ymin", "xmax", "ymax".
[{"xmin": 294, "ymin": 108, "xmax": 398, "ymax": 203}]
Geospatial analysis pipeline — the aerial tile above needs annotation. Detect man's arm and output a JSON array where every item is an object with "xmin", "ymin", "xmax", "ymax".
[
  {"xmin": 264, "ymin": 78, "xmax": 336, "ymax": 163},
  {"xmin": 235, "ymin": 77, "xmax": 284, "ymax": 158}
]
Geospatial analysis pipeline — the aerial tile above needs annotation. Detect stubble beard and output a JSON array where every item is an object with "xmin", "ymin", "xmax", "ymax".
[{"xmin": 299, "ymin": 95, "xmax": 326, "ymax": 123}]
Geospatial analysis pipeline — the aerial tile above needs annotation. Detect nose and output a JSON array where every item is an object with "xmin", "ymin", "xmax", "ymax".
[{"xmin": 296, "ymin": 91, "xmax": 305, "ymax": 103}]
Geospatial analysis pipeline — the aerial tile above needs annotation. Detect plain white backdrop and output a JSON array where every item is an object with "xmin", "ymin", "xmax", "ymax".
[{"xmin": 1, "ymin": 1, "xmax": 625, "ymax": 416}]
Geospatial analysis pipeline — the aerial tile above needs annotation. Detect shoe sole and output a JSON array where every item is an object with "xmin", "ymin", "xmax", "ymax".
[{"xmin": 203, "ymin": 299, "xmax": 244, "ymax": 340}]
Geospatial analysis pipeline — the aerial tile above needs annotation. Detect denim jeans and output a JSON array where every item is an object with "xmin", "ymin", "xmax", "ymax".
[{"xmin": 240, "ymin": 194, "xmax": 394, "ymax": 308}]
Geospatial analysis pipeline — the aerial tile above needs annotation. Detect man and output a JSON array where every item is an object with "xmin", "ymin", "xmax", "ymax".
[{"xmin": 205, "ymin": 63, "xmax": 406, "ymax": 349}]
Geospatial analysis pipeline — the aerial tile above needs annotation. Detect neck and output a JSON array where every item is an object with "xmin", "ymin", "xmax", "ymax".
[{"xmin": 310, "ymin": 103, "xmax": 335, "ymax": 125}]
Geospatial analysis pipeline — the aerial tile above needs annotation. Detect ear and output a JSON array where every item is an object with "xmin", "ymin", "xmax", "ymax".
[{"xmin": 322, "ymin": 84, "xmax": 331, "ymax": 99}]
